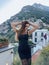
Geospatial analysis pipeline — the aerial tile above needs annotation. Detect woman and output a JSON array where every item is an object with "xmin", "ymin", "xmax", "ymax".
[{"xmin": 11, "ymin": 21, "xmax": 39, "ymax": 65}]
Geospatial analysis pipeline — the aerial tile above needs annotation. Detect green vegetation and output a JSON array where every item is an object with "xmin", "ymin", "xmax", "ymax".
[
  {"xmin": 13, "ymin": 43, "xmax": 22, "ymax": 65},
  {"xmin": 13, "ymin": 53, "xmax": 22, "ymax": 65},
  {"xmin": 28, "ymin": 40, "xmax": 36, "ymax": 48},
  {"xmin": 0, "ymin": 37, "xmax": 8, "ymax": 42},
  {"xmin": 33, "ymin": 45, "xmax": 49, "ymax": 65},
  {"xmin": 0, "ymin": 37, "xmax": 9, "ymax": 48},
  {"xmin": 17, "ymin": 5, "xmax": 49, "ymax": 24}
]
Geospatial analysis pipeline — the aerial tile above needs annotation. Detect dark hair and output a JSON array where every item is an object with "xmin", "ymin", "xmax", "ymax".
[
  {"xmin": 18, "ymin": 21, "xmax": 29, "ymax": 36},
  {"xmin": 21, "ymin": 21, "xmax": 29, "ymax": 29}
]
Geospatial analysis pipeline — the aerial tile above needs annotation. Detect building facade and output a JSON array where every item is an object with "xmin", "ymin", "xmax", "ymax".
[{"xmin": 32, "ymin": 29, "xmax": 49, "ymax": 47}]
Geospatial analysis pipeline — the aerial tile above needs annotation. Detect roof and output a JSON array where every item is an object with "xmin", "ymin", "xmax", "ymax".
[{"xmin": 31, "ymin": 50, "xmax": 41, "ymax": 63}]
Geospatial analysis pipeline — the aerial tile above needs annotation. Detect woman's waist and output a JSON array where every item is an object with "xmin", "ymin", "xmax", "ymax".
[
  {"xmin": 19, "ymin": 42, "xmax": 29, "ymax": 46},
  {"xmin": 18, "ymin": 45, "xmax": 31, "ymax": 52},
  {"xmin": 18, "ymin": 44, "xmax": 30, "ymax": 48},
  {"xmin": 19, "ymin": 44, "xmax": 29, "ymax": 47}
]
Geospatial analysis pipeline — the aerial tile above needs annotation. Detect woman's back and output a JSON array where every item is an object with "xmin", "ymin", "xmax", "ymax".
[
  {"xmin": 18, "ymin": 31, "xmax": 29, "ymax": 47},
  {"xmin": 18, "ymin": 32, "xmax": 31, "ymax": 59}
]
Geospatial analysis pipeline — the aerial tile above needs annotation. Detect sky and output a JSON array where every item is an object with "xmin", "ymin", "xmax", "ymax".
[{"xmin": 0, "ymin": 0, "xmax": 49, "ymax": 24}]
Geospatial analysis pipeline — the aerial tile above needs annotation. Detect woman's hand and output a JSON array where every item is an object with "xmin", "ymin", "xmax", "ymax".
[
  {"xmin": 28, "ymin": 22, "xmax": 39, "ymax": 35},
  {"xmin": 29, "ymin": 22, "xmax": 33, "ymax": 25},
  {"xmin": 29, "ymin": 22, "xmax": 39, "ymax": 29},
  {"xmin": 11, "ymin": 21, "xmax": 22, "ymax": 26},
  {"xmin": 11, "ymin": 21, "xmax": 22, "ymax": 32}
]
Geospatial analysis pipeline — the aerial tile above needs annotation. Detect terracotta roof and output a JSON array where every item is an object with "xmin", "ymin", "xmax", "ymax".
[{"xmin": 31, "ymin": 50, "xmax": 41, "ymax": 63}]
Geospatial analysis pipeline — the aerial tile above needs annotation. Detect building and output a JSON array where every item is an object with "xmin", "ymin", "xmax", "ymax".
[
  {"xmin": 31, "ymin": 29, "xmax": 49, "ymax": 56},
  {"xmin": 32, "ymin": 29, "xmax": 49, "ymax": 48}
]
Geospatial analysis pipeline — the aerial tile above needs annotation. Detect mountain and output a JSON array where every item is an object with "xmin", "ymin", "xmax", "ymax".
[
  {"xmin": 33, "ymin": 3, "xmax": 49, "ymax": 11},
  {"xmin": 17, "ymin": 3, "xmax": 49, "ymax": 23},
  {"xmin": 0, "ymin": 3, "xmax": 49, "ymax": 43}
]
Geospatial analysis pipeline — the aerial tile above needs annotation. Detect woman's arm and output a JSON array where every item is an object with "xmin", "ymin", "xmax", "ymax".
[
  {"xmin": 28, "ymin": 22, "xmax": 39, "ymax": 35},
  {"xmin": 11, "ymin": 22, "xmax": 22, "ymax": 32}
]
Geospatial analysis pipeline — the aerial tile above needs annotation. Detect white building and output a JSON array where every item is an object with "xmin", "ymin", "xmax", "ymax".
[
  {"xmin": 32, "ymin": 29, "xmax": 49, "ymax": 47},
  {"xmin": 31, "ymin": 29, "xmax": 49, "ymax": 55}
]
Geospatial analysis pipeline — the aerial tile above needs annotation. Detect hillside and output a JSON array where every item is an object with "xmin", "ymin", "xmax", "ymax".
[{"xmin": 0, "ymin": 3, "xmax": 49, "ymax": 43}]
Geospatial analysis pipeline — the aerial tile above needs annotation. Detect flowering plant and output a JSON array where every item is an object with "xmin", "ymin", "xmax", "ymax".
[{"xmin": 0, "ymin": 37, "xmax": 9, "ymax": 48}]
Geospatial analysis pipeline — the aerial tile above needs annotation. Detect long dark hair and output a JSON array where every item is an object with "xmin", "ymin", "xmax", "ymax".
[{"xmin": 18, "ymin": 21, "xmax": 29, "ymax": 36}]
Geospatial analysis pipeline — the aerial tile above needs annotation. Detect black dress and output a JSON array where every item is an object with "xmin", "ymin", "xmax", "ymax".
[{"xmin": 18, "ymin": 31, "xmax": 31, "ymax": 60}]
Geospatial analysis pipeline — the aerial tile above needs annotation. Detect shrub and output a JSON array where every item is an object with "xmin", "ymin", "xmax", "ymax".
[
  {"xmin": 33, "ymin": 45, "xmax": 49, "ymax": 65},
  {"xmin": 28, "ymin": 39, "xmax": 36, "ymax": 48},
  {"xmin": 13, "ymin": 50, "xmax": 22, "ymax": 65},
  {"xmin": 0, "ymin": 37, "xmax": 9, "ymax": 48}
]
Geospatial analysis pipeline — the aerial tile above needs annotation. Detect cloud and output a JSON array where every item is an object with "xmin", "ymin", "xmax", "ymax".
[{"xmin": 0, "ymin": 0, "xmax": 11, "ymax": 8}]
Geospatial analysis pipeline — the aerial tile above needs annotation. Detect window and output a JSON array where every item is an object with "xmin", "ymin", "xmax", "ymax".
[
  {"xmin": 35, "ymin": 32, "xmax": 37, "ymax": 36},
  {"xmin": 41, "ymin": 38, "xmax": 43, "ymax": 41},
  {"xmin": 41, "ymin": 32, "xmax": 43, "ymax": 37},
  {"xmin": 35, "ymin": 38, "xmax": 37, "ymax": 42}
]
